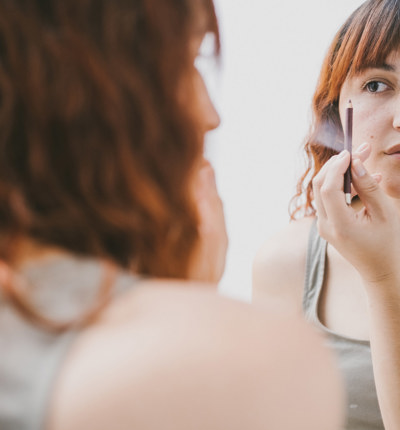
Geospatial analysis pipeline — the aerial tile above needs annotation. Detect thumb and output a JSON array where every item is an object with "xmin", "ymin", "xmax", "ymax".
[{"xmin": 352, "ymin": 158, "xmax": 386, "ymax": 213}]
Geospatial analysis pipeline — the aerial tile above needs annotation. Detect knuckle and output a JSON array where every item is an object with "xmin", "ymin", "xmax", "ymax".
[{"xmin": 362, "ymin": 179, "xmax": 379, "ymax": 194}]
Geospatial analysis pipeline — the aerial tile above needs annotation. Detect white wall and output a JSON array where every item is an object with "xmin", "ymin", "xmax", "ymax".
[{"xmin": 204, "ymin": 0, "xmax": 365, "ymax": 301}]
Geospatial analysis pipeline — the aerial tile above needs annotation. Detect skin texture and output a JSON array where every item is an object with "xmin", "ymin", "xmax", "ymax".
[
  {"xmin": 186, "ymin": 35, "xmax": 228, "ymax": 284},
  {"xmin": 7, "ymin": 32, "xmax": 344, "ymax": 430},
  {"xmin": 48, "ymin": 280, "xmax": 344, "ymax": 430},
  {"xmin": 338, "ymin": 49, "xmax": 400, "ymax": 203},
  {"xmin": 253, "ymin": 49, "xmax": 400, "ymax": 430}
]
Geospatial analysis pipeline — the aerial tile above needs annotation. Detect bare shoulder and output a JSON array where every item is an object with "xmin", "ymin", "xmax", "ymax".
[
  {"xmin": 252, "ymin": 216, "xmax": 315, "ymax": 310},
  {"xmin": 49, "ymin": 277, "xmax": 343, "ymax": 430}
]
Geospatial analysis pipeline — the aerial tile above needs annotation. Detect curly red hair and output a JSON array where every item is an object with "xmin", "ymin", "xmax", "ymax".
[
  {"xmin": 290, "ymin": 0, "xmax": 400, "ymax": 219},
  {"xmin": 0, "ymin": 0, "xmax": 220, "ymax": 330},
  {"xmin": 0, "ymin": 0, "xmax": 219, "ymax": 274}
]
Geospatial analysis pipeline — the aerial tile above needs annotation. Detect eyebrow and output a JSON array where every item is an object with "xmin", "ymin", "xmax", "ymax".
[{"xmin": 372, "ymin": 63, "xmax": 396, "ymax": 72}]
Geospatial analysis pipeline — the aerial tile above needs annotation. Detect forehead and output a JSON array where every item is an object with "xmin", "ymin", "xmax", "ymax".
[{"xmin": 345, "ymin": 8, "xmax": 400, "ymax": 77}]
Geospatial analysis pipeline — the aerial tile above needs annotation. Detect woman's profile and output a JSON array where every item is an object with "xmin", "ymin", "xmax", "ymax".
[{"xmin": 0, "ymin": 0, "xmax": 343, "ymax": 429}]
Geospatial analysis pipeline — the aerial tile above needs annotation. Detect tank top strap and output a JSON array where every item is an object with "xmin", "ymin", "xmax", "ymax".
[{"xmin": 302, "ymin": 218, "xmax": 327, "ymax": 323}]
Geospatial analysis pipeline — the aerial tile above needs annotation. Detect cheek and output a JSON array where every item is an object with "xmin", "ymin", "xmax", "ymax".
[{"xmin": 352, "ymin": 105, "xmax": 385, "ymax": 150}]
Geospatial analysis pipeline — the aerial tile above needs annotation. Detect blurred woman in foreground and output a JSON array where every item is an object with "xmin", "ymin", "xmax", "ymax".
[{"xmin": 0, "ymin": 1, "xmax": 343, "ymax": 429}]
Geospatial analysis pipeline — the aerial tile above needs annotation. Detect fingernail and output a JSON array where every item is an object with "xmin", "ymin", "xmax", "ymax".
[
  {"xmin": 338, "ymin": 150, "xmax": 348, "ymax": 158},
  {"xmin": 355, "ymin": 142, "xmax": 369, "ymax": 154},
  {"xmin": 353, "ymin": 159, "xmax": 366, "ymax": 177}
]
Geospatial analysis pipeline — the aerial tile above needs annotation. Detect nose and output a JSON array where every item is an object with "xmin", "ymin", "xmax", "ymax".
[{"xmin": 195, "ymin": 71, "xmax": 221, "ymax": 133}]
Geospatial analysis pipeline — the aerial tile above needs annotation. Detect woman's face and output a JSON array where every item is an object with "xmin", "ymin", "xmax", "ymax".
[{"xmin": 339, "ymin": 49, "xmax": 400, "ymax": 199}]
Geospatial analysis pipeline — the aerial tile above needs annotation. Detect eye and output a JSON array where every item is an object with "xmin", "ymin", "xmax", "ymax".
[{"xmin": 364, "ymin": 80, "xmax": 390, "ymax": 93}]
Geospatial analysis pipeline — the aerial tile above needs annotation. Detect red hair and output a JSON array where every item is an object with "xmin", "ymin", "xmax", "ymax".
[
  {"xmin": 290, "ymin": 0, "xmax": 400, "ymax": 219},
  {"xmin": 0, "ymin": 0, "xmax": 219, "ymax": 330}
]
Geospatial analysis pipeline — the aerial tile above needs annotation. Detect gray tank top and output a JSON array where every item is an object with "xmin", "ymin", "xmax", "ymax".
[
  {"xmin": 0, "ymin": 255, "xmax": 137, "ymax": 430},
  {"xmin": 304, "ymin": 220, "xmax": 383, "ymax": 429}
]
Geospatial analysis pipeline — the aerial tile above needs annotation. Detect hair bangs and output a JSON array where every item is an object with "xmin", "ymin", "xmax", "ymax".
[{"xmin": 350, "ymin": 0, "xmax": 400, "ymax": 74}]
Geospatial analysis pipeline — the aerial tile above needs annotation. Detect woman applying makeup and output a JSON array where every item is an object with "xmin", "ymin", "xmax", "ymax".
[
  {"xmin": 0, "ymin": 0, "xmax": 344, "ymax": 429},
  {"xmin": 253, "ymin": 1, "xmax": 400, "ymax": 429}
]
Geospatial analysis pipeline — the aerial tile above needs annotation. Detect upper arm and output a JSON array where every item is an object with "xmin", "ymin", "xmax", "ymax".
[{"xmin": 252, "ymin": 217, "xmax": 314, "ymax": 311}]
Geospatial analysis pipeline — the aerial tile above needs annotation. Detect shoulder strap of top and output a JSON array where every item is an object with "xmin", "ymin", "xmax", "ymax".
[{"xmin": 302, "ymin": 218, "xmax": 327, "ymax": 322}]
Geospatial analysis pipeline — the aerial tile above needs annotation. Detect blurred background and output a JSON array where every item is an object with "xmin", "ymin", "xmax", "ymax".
[{"xmin": 201, "ymin": 0, "xmax": 365, "ymax": 301}]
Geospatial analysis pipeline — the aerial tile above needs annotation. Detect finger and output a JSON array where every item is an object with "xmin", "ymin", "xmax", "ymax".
[
  {"xmin": 350, "ymin": 171, "xmax": 381, "ymax": 199},
  {"xmin": 317, "ymin": 153, "xmax": 337, "ymax": 178},
  {"xmin": 313, "ymin": 154, "xmax": 348, "ymax": 218},
  {"xmin": 352, "ymin": 142, "xmax": 371, "ymax": 163},
  {"xmin": 313, "ymin": 174, "xmax": 327, "ymax": 220},
  {"xmin": 318, "ymin": 150, "xmax": 353, "ymax": 224},
  {"xmin": 312, "ymin": 155, "xmax": 338, "ymax": 220},
  {"xmin": 351, "ymin": 159, "xmax": 387, "ymax": 216},
  {"xmin": 350, "ymin": 182, "xmax": 358, "ymax": 199},
  {"xmin": 322, "ymin": 151, "xmax": 350, "ymax": 193}
]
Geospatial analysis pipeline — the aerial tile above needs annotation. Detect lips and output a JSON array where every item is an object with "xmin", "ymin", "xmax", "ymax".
[{"xmin": 385, "ymin": 144, "xmax": 400, "ymax": 155}]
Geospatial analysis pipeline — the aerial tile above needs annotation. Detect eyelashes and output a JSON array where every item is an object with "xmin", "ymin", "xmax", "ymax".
[{"xmin": 362, "ymin": 80, "xmax": 391, "ymax": 94}]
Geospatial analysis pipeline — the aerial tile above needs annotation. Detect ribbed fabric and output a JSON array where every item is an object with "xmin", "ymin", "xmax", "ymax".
[{"xmin": 303, "ymin": 220, "xmax": 383, "ymax": 430}]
